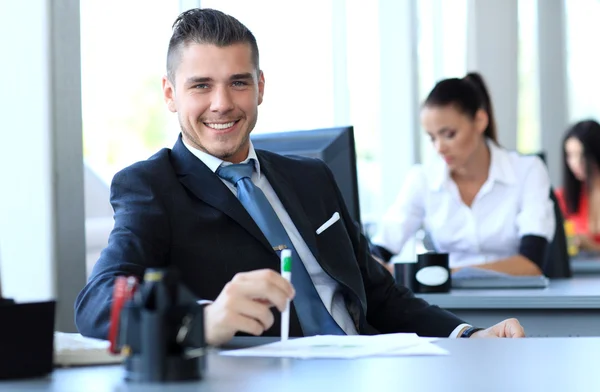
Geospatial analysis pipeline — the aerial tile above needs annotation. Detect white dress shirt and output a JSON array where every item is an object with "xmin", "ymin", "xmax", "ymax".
[
  {"xmin": 182, "ymin": 140, "xmax": 358, "ymax": 335},
  {"xmin": 372, "ymin": 140, "xmax": 555, "ymax": 269}
]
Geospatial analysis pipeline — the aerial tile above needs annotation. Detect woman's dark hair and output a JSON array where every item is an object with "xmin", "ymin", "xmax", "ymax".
[
  {"xmin": 423, "ymin": 72, "xmax": 498, "ymax": 143},
  {"xmin": 562, "ymin": 119, "xmax": 600, "ymax": 214}
]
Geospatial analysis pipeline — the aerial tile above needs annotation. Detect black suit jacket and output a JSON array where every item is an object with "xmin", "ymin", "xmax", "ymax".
[{"xmin": 75, "ymin": 135, "xmax": 465, "ymax": 339}]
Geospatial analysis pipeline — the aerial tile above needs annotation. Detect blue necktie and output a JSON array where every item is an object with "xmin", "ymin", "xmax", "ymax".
[{"xmin": 217, "ymin": 161, "xmax": 345, "ymax": 336}]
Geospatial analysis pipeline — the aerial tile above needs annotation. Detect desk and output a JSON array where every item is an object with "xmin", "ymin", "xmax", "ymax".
[
  {"xmin": 571, "ymin": 255, "xmax": 600, "ymax": 275},
  {"xmin": 1, "ymin": 338, "xmax": 598, "ymax": 392},
  {"xmin": 418, "ymin": 276, "xmax": 600, "ymax": 337}
]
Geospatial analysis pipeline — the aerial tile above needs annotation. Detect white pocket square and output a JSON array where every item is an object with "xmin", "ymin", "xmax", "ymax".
[{"xmin": 316, "ymin": 212, "xmax": 340, "ymax": 235}]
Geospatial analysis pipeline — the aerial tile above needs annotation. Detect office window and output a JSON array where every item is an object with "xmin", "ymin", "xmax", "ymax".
[
  {"xmin": 416, "ymin": 0, "xmax": 468, "ymax": 165},
  {"xmin": 517, "ymin": 0, "xmax": 541, "ymax": 153},
  {"xmin": 565, "ymin": 0, "xmax": 600, "ymax": 122},
  {"xmin": 80, "ymin": 1, "xmax": 180, "ymax": 274},
  {"xmin": 200, "ymin": 0, "xmax": 338, "ymax": 134},
  {"xmin": 80, "ymin": 0, "xmax": 180, "ymax": 185},
  {"xmin": 345, "ymin": 1, "xmax": 382, "ymax": 225}
]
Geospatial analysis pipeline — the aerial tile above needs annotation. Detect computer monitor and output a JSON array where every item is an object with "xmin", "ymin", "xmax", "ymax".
[{"xmin": 251, "ymin": 126, "xmax": 361, "ymax": 225}]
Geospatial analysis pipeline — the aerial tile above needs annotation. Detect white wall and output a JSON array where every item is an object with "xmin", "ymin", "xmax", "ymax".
[
  {"xmin": 0, "ymin": 0, "xmax": 86, "ymax": 332},
  {"xmin": 0, "ymin": 0, "xmax": 55, "ymax": 302}
]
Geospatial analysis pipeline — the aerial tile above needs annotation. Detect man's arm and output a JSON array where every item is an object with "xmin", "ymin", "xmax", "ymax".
[
  {"xmin": 75, "ymin": 165, "xmax": 171, "ymax": 339},
  {"xmin": 75, "ymin": 161, "xmax": 295, "ymax": 345}
]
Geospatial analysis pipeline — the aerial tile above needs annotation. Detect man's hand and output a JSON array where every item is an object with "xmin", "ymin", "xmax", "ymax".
[
  {"xmin": 470, "ymin": 318, "xmax": 525, "ymax": 338},
  {"xmin": 203, "ymin": 269, "xmax": 295, "ymax": 346}
]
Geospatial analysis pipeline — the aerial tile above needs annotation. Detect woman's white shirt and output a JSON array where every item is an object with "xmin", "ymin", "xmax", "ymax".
[{"xmin": 371, "ymin": 141, "xmax": 555, "ymax": 268}]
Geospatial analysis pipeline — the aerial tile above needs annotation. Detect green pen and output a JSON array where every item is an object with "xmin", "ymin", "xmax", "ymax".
[{"xmin": 280, "ymin": 249, "xmax": 292, "ymax": 342}]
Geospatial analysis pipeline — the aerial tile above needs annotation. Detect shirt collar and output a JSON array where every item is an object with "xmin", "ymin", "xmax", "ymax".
[
  {"xmin": 181, "ymin": 139, "xmax": 262, "ymax": 178},
  {"xmin": 487, "ymin": 139, "xmax": 516, "ymax": 186},
  {"xmin": 429, "ymin": 138, "xmax": 516, "ymax": 191}
]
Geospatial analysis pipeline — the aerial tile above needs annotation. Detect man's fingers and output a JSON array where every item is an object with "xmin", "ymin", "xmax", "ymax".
[
  {"xmin": 241, "ymin": 269, "xmax": 295, "ymax": 297},
  {"xmin": 234, "ymin": 298, "xmax": 275, "ymax": 331},
  {"xmin": 206, "ymin": 269, "xmax": 295, "ymax": 345},
  {"xmin": 505, "ymin": 319, "xmax": 525, "ymax": 338},
  {"xmin": 226, "ymin": 312, "xmax": 269, "ymax": 337},
  {"xmin": 229, "ymin": 270, "xmax": 294, "ymax": 311}
]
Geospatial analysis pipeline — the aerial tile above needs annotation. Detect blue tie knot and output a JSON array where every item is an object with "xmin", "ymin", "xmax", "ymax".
[{"xmin": 217, "ymin": 161, "xmax": 254, "ymax": 186}]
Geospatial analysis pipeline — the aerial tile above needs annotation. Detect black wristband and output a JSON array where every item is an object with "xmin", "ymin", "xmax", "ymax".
[{"xmin": 460, "ymin": 326, "xmax": 484, "ymax": 338}]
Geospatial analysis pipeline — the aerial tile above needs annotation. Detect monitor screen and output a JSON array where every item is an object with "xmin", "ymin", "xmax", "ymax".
[{"xmin": 251, "ymin": 126, "xmax": 361, "ymax": 225}]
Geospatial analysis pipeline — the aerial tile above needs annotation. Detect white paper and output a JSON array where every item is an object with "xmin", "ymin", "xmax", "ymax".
[
  {"xmin": 54, "ymin": 332, "xmax": 123, "ymax": 367},
  {"xmin": 220, "ymin": 333, "xmax": 447, "ymax": 359}
]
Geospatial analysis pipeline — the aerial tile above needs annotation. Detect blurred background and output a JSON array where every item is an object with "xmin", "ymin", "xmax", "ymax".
[{"xmin": 0, "ymin": 0, "xmax": 597, "ymax": 331}]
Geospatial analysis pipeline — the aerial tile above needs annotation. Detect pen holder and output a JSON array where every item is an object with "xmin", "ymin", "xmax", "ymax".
[
  {"xmin": 0, "ymin": 299, "xmax": 55, "ymax": 379},
  {"xmin": 114, "ymin": 269, "xmax": 206, "ymax": 382}
]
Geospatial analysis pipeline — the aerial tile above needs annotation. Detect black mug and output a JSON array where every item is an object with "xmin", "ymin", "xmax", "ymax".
[{"xmin": 413, "ymin": 252, "xmax": 451, "ymax": 293}]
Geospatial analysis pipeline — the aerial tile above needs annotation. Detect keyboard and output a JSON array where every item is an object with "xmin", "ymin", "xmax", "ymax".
[{"xmin": 451, "ymin": 267, "xmax": 549, "ymax": 289}]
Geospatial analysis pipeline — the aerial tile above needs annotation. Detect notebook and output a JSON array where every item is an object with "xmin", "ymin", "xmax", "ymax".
[
  {"xmin": 54, "ymin": 332, "xmax": 123, "ymax": 367},
  {"xmin": 451, "ymin": 267, "xmax": 549, "ymax": 289}
]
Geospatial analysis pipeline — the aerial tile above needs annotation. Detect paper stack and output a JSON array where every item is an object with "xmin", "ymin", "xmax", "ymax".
[
  {"xmin": 221, "ymin": 333, "xmax": 448, "ymax": 359},
  {"xmin": 54, "ymin": 332, "xmax": 123, "ymax": 367}
]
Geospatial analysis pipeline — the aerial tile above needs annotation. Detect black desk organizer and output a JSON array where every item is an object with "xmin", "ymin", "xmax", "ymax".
[{"xmin": 0, "ymin": 299, "xmax": 55, "ymax": 379}]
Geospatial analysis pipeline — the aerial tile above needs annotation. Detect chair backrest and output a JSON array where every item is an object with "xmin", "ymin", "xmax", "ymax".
[
  {"xmin": 543, "ymin": 187, "xmax": 572, "ymax": 278},
  {"xmin": 532, "ymin": 152, "xmax": 571, "ymax": 278}
]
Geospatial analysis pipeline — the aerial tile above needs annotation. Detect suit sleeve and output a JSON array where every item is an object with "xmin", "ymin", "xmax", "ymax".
[
  {"xmin": 74, "ymin": 166, "xmax": 171, "ymax": 339},
  {"xmin": 318, "ymin": 162, "xmax": 466, "ymax": 337}
]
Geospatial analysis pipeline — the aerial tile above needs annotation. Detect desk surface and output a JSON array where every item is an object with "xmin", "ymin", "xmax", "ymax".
[
  {"xmin": 571, "ymin": 255, "xmax": 600, "ymax": 274},
  {"xmin": 417, "ymin": 275, "xmax": 600, "ymax": 309},
  {"xmin": 2, "ymin": 337, "xmax": 598, "ymax": 392}
]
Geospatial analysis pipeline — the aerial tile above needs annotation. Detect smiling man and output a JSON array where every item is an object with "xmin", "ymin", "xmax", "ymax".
[{"xmin": 75, "ymin": 8, "xmax": 526, "ymax": 345}]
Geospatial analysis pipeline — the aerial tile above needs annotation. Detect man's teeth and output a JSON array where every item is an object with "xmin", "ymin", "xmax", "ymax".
[{"xmin": 206, "ymin": 122, "xmax": 235, "ymax": 130}]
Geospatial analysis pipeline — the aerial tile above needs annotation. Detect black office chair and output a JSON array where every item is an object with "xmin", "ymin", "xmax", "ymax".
[
  {"xmin": 542, "ymin": 188, "xmax": 571, "ymax": 277},
  {"xmin": 533, "ymin": 152, "xmax": 571, "ymax": 278}
]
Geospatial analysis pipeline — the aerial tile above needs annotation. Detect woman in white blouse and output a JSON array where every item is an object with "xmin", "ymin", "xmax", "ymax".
[{"xmin": 371, "ymin": 72, "xmax": 555, "ymax": 276}]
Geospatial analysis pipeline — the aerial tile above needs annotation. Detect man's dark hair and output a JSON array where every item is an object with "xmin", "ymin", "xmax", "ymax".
[{"xmin": 166, "ymin": 8, "xmax": 260, "ymax": 83}]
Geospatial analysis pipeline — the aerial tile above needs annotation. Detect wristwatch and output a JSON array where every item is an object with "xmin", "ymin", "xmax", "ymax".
[{"xmin": 460, "ymin": 326, "xmax": 484, "ymax": 338}]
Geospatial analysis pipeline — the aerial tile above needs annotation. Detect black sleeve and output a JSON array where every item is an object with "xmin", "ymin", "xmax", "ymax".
[
  {"xmin": 518, "ymin": 234, "xmax": 548, "ymax": 270},
  {"xmin": 370, "ymin": 243, "xmax": 394, "ymax": 263},
  {"xmin": 74, "ymin": 165, "xmax": 172, "ymax": 339}
]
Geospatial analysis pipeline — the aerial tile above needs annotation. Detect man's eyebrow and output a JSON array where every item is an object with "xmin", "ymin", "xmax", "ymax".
[
  {"xmin": 185, "ymin": 76, "xmax": 212, "ymax": 85},
  {"xmin": 230, "ymin": 73, "xmax": 254, "ymax": 81},
  {"xmin": 184, "ymin": 74, "xmax": 254, "ymax": 85}
]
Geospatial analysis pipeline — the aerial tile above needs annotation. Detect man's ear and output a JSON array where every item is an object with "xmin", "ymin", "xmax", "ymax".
[
  {"xmin": 257, "ymin": 70, "xmax": 265, "ymax": 106},
  {"xmin": 162, "ymin": 75, "xmax": 177, "ymax": 113}
]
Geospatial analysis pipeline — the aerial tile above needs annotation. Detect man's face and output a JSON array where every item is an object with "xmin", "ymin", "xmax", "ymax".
[{"xmin": 163, "ymin": 43, "xmax": 264, "ymax": 163}]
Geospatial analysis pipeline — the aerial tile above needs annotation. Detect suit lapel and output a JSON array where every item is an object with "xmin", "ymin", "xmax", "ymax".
[
  {"xmin": 170, "ymin": 137, "xmax": 274, "ymax": 254},
  {"xmin": 258, "ymin": 152, "xmax": 320, "ymax": 260}
]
